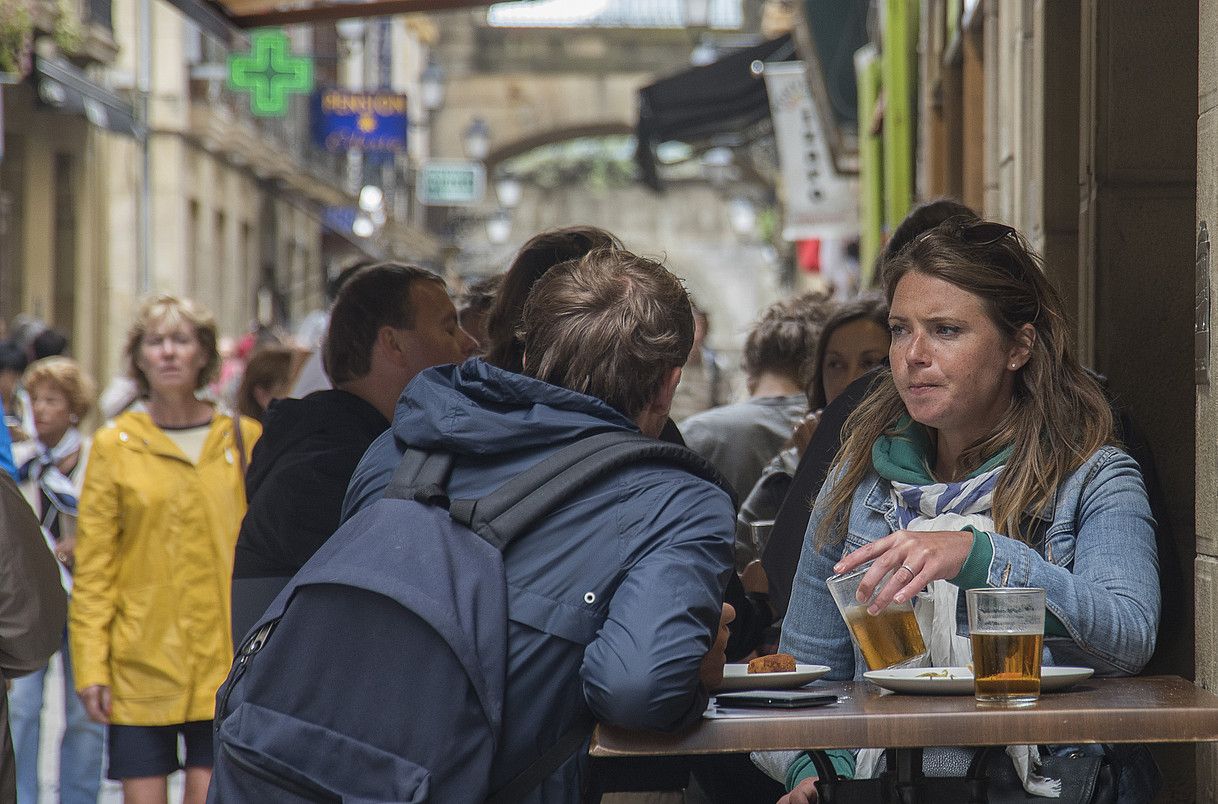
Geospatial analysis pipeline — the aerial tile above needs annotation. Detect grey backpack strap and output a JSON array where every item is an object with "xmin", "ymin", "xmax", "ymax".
[
  {"xmin": 385, "ymin": 449, "xmax": 455, "ymax": 508},
  {"xmin": 451, "ymin": 430, "xmax": 733, "ymax": 550}
]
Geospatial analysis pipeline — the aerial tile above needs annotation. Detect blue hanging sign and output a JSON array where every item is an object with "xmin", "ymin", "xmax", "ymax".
[{"xmin": 312, "ymin": 88, "xmax": 409, "ymax": 154}]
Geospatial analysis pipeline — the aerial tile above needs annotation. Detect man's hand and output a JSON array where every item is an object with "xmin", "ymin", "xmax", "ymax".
[
  {"xmin": 778, "ymin": 777, "xmax": 818, "ymax": 804},
  {"xmin": 80, "ymin": 685, "xmax": 111, "ymax": 724},
  {"xmin": 699, "ymin": 603, "xmax": 735, "ymax": 691}
]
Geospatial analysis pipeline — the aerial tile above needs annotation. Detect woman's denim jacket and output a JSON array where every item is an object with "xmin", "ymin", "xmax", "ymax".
[{"xmin": 778, "ymin": 445, "xmax": 1161, "ymax": 800}]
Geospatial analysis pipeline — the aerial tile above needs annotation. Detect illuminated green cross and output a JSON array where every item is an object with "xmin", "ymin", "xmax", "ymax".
[{"xmin": 228, "ymin": 29, "xmax": 313, "ymax": 117}]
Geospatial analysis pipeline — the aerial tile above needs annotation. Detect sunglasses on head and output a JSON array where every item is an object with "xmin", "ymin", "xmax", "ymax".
[{"xmin": 917, "ymin": 219, "xmax": 1017, "ymax": 246}]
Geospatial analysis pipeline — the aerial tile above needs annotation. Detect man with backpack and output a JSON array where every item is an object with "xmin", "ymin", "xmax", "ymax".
[{"xmin": 208, "ymin": 247, "xmax": 735, "ymax": 803}]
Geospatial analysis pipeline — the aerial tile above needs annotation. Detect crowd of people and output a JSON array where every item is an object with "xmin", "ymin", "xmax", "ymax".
[{"xmin": 0, "ymin": 198, "xmax": 1162, "ymax": 804}]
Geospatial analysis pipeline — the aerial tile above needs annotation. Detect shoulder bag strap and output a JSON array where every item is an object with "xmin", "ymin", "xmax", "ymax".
[
  {"xmin": 483, "ymin": 711, "xmax": 595, "ymax": 804},
  {"xmin": 231, "ymin": 411, "xmax": 248, "ymax": 477}
]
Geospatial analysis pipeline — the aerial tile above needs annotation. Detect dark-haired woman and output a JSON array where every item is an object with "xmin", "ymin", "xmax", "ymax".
[{"xmin": 763, "ymin": 219, "xmax": 1159, "ymax": 803}]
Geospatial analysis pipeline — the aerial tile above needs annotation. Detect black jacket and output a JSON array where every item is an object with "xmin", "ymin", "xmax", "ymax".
[{"xmin": 230, "ymin": 389, "xmax": 388, "ymax": 640}]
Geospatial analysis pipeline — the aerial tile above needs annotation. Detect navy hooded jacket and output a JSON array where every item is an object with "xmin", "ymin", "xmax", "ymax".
[{"xmin": 343, "ymin": 359, "xmax": 734, "ymax": 802}]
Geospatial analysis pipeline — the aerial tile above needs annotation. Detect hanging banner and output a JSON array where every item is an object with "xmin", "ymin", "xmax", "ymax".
[{"xmin": 763, "ymin": 62, "xmax": 858, "ymax": 241}]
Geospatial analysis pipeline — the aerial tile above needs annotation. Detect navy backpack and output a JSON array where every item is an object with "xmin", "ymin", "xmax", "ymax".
[{"xmin": 208, "ymin": 431, "xmax": 728, "ymax": 803}]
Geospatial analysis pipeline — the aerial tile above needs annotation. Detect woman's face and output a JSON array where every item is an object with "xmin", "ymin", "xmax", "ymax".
[
  {"xmin": 137, "ymin": 318, "xmax": 208, "ymax": 396},
  {"xmin": 29, "ymin": 382, "xmax": 73, "ymax": 446},
  {"xmin": 888, "ymin": 272, "xmax": 1028, "ymax": 447},
  {"xmin": 821, "ymin": 318, "xmax": 890, "ymax": 405}
]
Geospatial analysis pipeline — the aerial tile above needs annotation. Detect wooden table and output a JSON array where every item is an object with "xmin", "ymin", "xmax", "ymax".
[{"xmin": 591, "ymin": 676, "xmax": 1218, "ymax": 757}]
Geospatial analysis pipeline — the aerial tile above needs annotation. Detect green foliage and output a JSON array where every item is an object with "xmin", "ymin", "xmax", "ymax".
[
  {"xmin": 53, "ymin": 0, "xmax": 84, "ymax": 55},
  {"xmin": 0, "ymin": 0, "xmax": 33, "ymax": 76}
]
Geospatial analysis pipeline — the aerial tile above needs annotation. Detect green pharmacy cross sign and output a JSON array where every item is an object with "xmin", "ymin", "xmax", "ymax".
[{"xmin": 229, "ymin": 30, "xmax": 313, "ymax": 117}]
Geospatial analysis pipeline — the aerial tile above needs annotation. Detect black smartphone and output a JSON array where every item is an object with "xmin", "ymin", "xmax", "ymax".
[{"xmin": 714, "ymin": 690, "xmax": 838, "ymax": 709}]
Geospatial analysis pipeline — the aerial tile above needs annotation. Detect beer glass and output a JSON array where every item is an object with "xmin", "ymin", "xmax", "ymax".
[
  {"xmin": 827, "ymin": 562, "xmax": 927, "ymax": 671},
  {"xmin": 966, "ymin": 587, "xmax": 1046, "ymax": 708}
]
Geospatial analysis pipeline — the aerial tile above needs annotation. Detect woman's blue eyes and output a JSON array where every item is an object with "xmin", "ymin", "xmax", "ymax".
[{"xmin": 887, "ymin": 324, "xmax": 961, "ymax": 336}]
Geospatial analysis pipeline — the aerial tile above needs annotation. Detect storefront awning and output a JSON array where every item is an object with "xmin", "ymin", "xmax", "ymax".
[
  {"xmin": 634, "ymin": 34, "xmax": 794, "ymax": 190},
  {"xmin": 33, "ymin": 57, "xmax": 142, "ymax": 139}
]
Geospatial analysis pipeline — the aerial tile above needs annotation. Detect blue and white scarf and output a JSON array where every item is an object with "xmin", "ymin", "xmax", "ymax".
[{"xmin": 19, "ymin": 427, "xmax": 84, "ymax": 528}]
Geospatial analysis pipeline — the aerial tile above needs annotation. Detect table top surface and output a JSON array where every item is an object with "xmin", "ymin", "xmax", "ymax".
[{"xmin": 590, "ymin": 675, "xmax": 1218, "ymax": 757}]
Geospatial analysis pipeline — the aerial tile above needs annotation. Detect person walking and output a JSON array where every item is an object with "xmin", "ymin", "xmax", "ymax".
[
  {"xmin": 8, "ymin": 357, "xmax": 103, "ymax": 804},
  {"xmin": 69, "ymin": 294, "xmax": 259, "ymax": 804}
]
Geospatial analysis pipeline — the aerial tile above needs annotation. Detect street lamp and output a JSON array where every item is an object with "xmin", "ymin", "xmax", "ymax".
[
  {"xmin": 486, "ymin": 209, "xmax": 511, "ymax": 245},
  {"xmin": 495, "ymin": 174, "xmax": 523, "ymax": 209},
  {"xmin": 420, "ymin": 59, "xmax": 445, "ymax": 113},
  {"xmin": 463, "ymin": 117, "xmax": 491, "ymax": 161}
]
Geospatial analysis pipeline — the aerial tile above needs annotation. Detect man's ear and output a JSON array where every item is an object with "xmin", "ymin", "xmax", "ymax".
[
  {"xmin": 650, "ymin": 366, "xmax": 682, "ymax": 417},
  {"xmin": 376, "ymin": 325, "xmax": 407, "ymax": 366}
]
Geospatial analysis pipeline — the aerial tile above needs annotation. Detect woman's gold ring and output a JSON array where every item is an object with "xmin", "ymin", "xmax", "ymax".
[{"xmin": 898, "ymin": 564, "xmax": 915, "ymax": 578}]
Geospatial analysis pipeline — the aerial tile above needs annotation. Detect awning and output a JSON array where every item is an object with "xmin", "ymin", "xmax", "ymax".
[
  {"xmin": 634, "ymin": 34, "xmax": 795, "ymax": 190},
  {"xmin": 32, "ymin": 57, "xmax": 142, "ymax": 139},
  {"xmin": 165, "ymin": 0, "xmax": 490, "ymax": 37}
]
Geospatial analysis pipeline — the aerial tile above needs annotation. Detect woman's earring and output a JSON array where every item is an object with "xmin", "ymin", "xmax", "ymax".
[{"xmin": 69, "ymin": 414, "xmax": 80, "ymax": 423}]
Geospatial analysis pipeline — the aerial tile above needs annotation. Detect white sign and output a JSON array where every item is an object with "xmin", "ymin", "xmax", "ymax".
[
  {"xmin": 763, "ymin": 62, "xmax": 858, "ymax": 241},
  {"xmin": 417, "ymin": 160, "xmax": 486, "ymax": 206}
]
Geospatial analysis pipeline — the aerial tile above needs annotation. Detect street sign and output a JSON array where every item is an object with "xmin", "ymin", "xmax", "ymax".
[
  {"xmin": 229, "ymin": 29, "xmax": 313, "ymax": 117},
  {"xmin": 417, "ymin": 160, "xmax": 486, "ymax": 206}
]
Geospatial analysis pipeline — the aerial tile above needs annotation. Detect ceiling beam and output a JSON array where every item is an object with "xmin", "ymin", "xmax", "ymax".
[{"xmin": 230, "ymin": 0, "xmax": 493, "ymax": 27}]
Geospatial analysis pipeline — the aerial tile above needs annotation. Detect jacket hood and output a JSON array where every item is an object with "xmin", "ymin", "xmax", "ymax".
[{"xmin": 393, "ymin": 359, "xmax": 638, "ymax": 458}]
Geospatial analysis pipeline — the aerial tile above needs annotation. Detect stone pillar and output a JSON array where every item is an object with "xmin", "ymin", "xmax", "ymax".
[{"xmin": 1197, "ymin": 0, "xmax": 1218, "ymax": 796}]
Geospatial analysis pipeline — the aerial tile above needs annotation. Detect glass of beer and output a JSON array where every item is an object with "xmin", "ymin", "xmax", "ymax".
[
  {"xmin": 827, "ymin": 562, "xmax": 927, "ymax": 671},
  {"xmin": 966, "ymin": 588, "xmax": 1046, "ymax": 708}
]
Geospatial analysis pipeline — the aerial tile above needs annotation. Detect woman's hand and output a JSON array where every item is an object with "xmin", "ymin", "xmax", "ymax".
[
  {"xmin": 80, "ymin": 685, "xmax": 112, "ymax": 724},
  {"xmin": 778, "ymin": 777, "xmax": 818, "ymax": 804},
  {"xmin": 833, "ymin": 529, "xmax": 975, "ymax": 614},
  {"xmin": 698, "ymin": 603, "xmax": 736, "ymax": 691},
  {"xmin": 55, "ymin": 537, "xmax": 76, "ymax": 568}
]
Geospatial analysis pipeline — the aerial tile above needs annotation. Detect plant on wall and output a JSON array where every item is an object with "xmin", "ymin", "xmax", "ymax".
[
  {"xmin": 52, "ymin": 0, "xmax": 83, "ymax": 54},
  {"xmin": 0, "ymin": 0, "xmax": 34, "ymax": 78}
]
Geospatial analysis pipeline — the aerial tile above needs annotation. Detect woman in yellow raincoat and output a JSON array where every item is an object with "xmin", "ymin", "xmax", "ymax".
[{"xmin": 70, "ymin": 294, "xmax": 259, "ymax": 804}]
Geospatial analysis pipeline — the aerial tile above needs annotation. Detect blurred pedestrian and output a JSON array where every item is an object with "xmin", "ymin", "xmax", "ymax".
[
  {"xmin": 457, "ymin": 274, "xmax": 502, "ymax": 353},
  {"xmin": 69, "ymin": 293, "xmax": 259, "ymax": 804},
  {"xmin": 0, "ymin": 469, "xmax": 68, "ymax": 804},
  {"xmin": 679, "ymin": 295, "xmax": 828, "ymax": 502},
  {"xmin": 231, "ymin": 264, "xmax": 477, "ymax": 641},
  {"xmin": 737, "ymin": 295, "xmax": 890, "ymax": 552},
  {"xmin": 9, "ymin": 357, "xmax": 103, "ymax": 804},
  {"xmin": 0, "ymin": 340, "xmax": 32, "ymax": 443},
  {"xmin": 484, "ymin": 226, "xmax": 622, "ymax": 372},
  {"xmin": 668, "ymin": 303, "xmax": 729, "ymax": 423},
  {"xmin": 234, "ymin": 345, "xmax": 299, "ymax": 423}
]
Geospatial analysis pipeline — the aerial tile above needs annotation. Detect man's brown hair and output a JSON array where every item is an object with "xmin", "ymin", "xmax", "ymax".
[
  {"xmin": 323, "ymin": 262, "xmax": 446, "ymax": 384},
  {"xmin": 520, "ymin": 248, "xmax": 694, "ymax": 419}
]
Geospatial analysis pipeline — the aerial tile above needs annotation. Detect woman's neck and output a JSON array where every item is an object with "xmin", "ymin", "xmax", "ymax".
[
  {"xmin": 39, "ymin": 428, "xmax": 69, "ymax": 450},
  {"xmin": 146, "ymin": 392, "xmax": 211, "ymax": 428}
]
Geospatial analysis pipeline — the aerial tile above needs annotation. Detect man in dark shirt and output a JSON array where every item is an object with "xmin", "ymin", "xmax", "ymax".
[{"xmin": 229, "ymin": 263, "xmax": 478, "ymax": 641}]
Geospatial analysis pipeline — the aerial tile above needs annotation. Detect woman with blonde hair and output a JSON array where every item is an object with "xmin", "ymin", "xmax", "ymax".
[
  {"xmin": 765, "ymin": 219, "xmax": 1160, "ymax": 803},
  {"xmin": 70, "ymin": 294, "xmax": 259, "ymax": 804},
  {"xmin": 9, "ymin": 357, "xmax": 102, "ymax": 804}
]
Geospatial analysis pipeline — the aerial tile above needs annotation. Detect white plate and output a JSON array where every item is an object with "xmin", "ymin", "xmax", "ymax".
[
  {"xmin": 714, "ymin": 663, "xmax": 831, "ymax": 691},
  {"xmin": 863, "ymin": 666, "xmax": 1095, "ymax": 695}
]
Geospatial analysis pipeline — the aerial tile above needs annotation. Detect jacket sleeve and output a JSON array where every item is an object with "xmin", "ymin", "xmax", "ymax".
[
  {"xmin": 580, "ymin": 475, "xmax": 734, "ymax": 732},
  {"xmin": 0, "ymin": 472, "xmax": 66, "ymax": 677},
  {"xmin": 777, "ymin": 470, "xmax": 857, "ymax": 682},
  {"xmin": 985, "ymin": 448, "xmax": 1160, "ymax": 675},
  {"xmin": 69, "ymin": 434, "xmax": 122, "ymax": 690}
]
